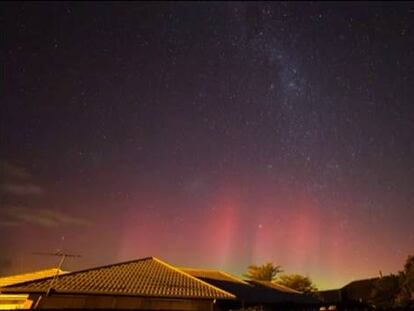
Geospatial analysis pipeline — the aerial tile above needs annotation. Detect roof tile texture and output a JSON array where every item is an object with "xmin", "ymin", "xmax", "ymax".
[{"xmin": 2, "ymin": 257, "xmax": 234, "ymax": 300}]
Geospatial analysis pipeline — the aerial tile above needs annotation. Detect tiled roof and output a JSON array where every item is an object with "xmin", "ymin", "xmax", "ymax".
[
  {"xmin": 1, "ymin": 257, "xmax": 234, "ymax": 300},
  {"xmin": 181, "ymin": 267, "xmax": 319, "ymax": 305},
  {"xmin": 180, "ymin": 268, "xmax": 249, "ymax": 285},
  {"xmin": 181, "ymin": 268, "xmax": 256, "ymax": 303},
  {"xmin": 0, "ymin": 268, "xmax": 67, "ymax": 288}
]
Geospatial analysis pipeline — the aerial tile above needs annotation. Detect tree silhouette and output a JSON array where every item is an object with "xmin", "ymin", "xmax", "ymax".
[
  {"xmin": 396, "ymin": 254, "xmax": 414, "ymax": 307},
  {"xmin": 243, "ymin": 262, "xmax": 283, "ymax": 281},
  {"xmin": 276, "ymin": 274, "xmax": 317, "ymax": 293},
  {"xmin": 370, "ymin": 255, "xmax": 414, "ymax": 308},
  {"xmin": 370, "ymin": 274, "xmax": 400, "ymax": 309}
]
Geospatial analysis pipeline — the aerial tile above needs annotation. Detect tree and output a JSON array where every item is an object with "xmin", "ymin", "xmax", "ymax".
[
  {"xmin": 243, "ymin": 262, "xmax": 283, "ymax": 281},
  {"xmin": 370, "ymin": 274, "xmax": 400, "ymax": 309},
  {"xmin": 370, "ymin": 255, "xmax": 414, "ymax": 309},
  {"xmin": 396, "ymin": 255, "xmax": 414, "ymax": 307},
  {"xmin": 276, "ymin": 274, "xmax": 317, "ymax": 294}
]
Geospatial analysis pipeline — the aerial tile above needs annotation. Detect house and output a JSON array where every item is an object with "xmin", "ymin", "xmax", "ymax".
[
  {"xmin": 1, "ymin": 257, "xmax": 235, "ymax": 310},
  {"xmin": 318, "ymin": 277, "xmax": 379, "ymax": 309},
  {"xmin": 180, "ymin": 267, "xmax": 320, "ymax": 310},
  {"xmin": 0, "ymin": 268, "xmax": 67, "ymax": 310}
]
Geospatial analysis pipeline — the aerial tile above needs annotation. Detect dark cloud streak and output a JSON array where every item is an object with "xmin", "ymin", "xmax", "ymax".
[{"xmin": 0, "ymin": 206, "xmax": 89, "ymax": 228}]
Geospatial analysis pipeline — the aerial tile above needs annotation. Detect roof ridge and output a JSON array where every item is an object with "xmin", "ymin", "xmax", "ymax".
[
  {"xmin": 250, "ymin": 280, "xmax": 302, "ymax": 294},
  {"xmin": 219, "ymin": 271, "xmax": 250, "ymax": 284},
  {"xmin": 179, "ymin": 266, "xmax": 221, "ymax": 272},
  {"xmin": 269, "ymin": 281, "xmax": 302, "ymax": 293},
  {"xmin": 153, "ymin": 258, "xmax": 236, "ymax": 298},
  {"xmin": 180, "ymin": 266, "xmax": 249, "ymax": 285},
  {"xmin": 0, "ymin": 267, "xmax": 65, "ymax": 279}
]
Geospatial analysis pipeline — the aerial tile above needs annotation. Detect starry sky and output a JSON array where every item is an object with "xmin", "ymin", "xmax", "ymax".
[{"xmin": 1, "ymin": 2, "xmax": 414, "ymax": 289}]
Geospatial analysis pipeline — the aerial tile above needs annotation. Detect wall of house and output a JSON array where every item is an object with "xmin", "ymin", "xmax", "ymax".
[
  {"xmin": 29, "ymin": 294, "xmax": 216, "ymax": 310},
  {"xmin": 0, "ymin": 294, "xmax": 33, "ymax": 310}
]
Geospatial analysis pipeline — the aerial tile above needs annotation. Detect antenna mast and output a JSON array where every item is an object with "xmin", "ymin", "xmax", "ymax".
[{"xmin": 32, "ymin": 250, "xmax": 81, "ymax": 295}]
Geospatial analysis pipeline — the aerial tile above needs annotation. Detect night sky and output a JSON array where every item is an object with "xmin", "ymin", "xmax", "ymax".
[{"xmin": 1, "ymin": 2, "xmax": 414, "ymax": 289}]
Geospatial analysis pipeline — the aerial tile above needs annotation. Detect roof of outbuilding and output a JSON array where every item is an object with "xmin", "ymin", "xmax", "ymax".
[
  {"xmin": 0, "ymin": 268, "xmax": 67, "ymax": 288},
  {"xmin": 180, "ymin": 267, "xmax": 249, "ymax": 285},
  {"xmin": 248, "ymin": 280, "xmax": 302, "ymax": 294},
  {"xmin": 1, "ymin": 257, "xmax": 235, "ymax": 300},
  {"xmin": 181, "ymin": 267, "xmax": 319, "ymax": 305}
]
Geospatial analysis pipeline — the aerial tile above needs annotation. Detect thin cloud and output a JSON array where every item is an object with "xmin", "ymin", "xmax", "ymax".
[
  {"xmin": 0, "ymin": 161, "xmax": 31, "ymax": 180},
  {"xmin": 0, "ymin": 183, "xmax": 44, "ymax": 196},
  {"xmin": 0, "ymin": 160, "xmax": 43, "ymax": 196},
  {"xmin": 0, "ymin": 219, "xmax": 21, "ymax": 227},
  {"xmin": 0, "ymin": 161, "xmax": 87, "ymax": 229},
  {"xmin": 0, "ymin": 206, "xmax": 90, "ymax": 228}
]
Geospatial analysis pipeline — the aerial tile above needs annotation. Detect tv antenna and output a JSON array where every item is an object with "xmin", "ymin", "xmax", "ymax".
[
  {"xmin": 32, "ymin": 236, "xmax": 81, "ymax": 295},
  {"xmin": 32, "ymin": 250, "xmax": 81, "ymax": 294},
  {"xmin": 31, "ymin": 237, "xmax": 81, "ymax": 309}
]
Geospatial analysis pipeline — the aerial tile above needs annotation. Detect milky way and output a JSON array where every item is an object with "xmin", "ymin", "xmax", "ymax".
[{"xmin": 2, "ymin": 2, "xmax": 414, "ymax": 289}]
